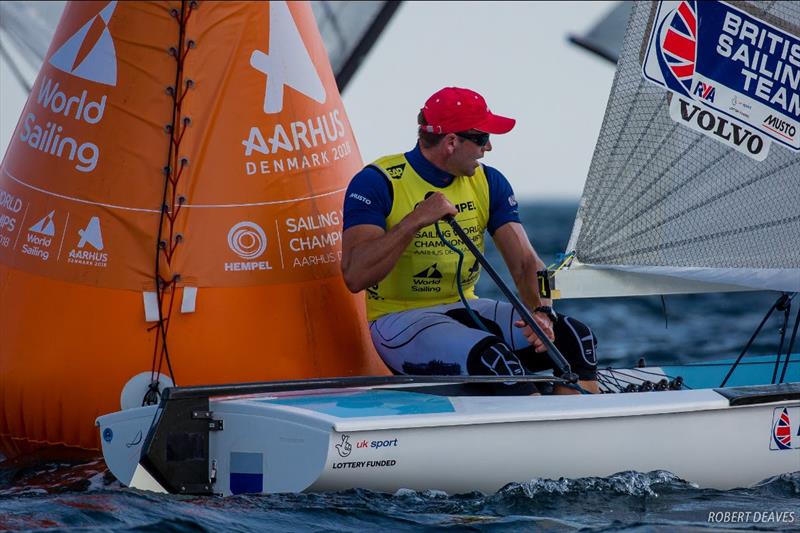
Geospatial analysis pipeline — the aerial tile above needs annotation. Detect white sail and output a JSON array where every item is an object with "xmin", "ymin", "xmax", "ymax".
[{"xmin": 557, "ymin": 1, "xmax": 800, "ymax": 298}]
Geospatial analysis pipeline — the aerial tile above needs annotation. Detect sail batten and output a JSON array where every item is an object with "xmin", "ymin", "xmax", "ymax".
[{"xmin": 561, "ymin": 1, "xmax": 800, "ymax": 297}]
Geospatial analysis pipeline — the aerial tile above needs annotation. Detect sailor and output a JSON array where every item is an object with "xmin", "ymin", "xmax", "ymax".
[{"xmin": 341, "ymin": 87, "xmax": 599, "ymax": 394}]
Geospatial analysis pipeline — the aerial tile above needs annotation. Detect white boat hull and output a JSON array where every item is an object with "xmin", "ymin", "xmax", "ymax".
[
  {"xmin": 311, "ymin": 400, "xmax": 797, "ymax": 493},
  {"xmin": 97, "ymin": 370, "xmax": 800, "ymax": 495}
]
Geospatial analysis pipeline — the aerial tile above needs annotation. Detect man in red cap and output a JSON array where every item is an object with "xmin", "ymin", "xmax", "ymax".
[{"xmin": 341, "ymin": 87, "xmax": 598, "ymax": 394}]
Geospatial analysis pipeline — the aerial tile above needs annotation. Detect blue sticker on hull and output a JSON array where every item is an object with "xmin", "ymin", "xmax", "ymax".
[
  {"xmin": 260, "ymin": 390, "xmax": 455, "ymax": 418},
  {"xmin": 230, "ymin": 452, "xmax": 263, "ymax": 494},
  {"xmin": 230, "ymin": 472, "xmax": 263, "ymax": 494}
]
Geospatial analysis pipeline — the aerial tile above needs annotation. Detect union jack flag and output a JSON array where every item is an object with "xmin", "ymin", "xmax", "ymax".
[
  {"xmin": 772, "ymin": 407, "xmax": 792, "ymax": 450},
  {"xmin": 659, "ymin": 1, "xmax": 697, "ymax": 94}
]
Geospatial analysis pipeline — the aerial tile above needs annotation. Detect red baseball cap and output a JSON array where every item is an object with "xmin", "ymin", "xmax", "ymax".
[{"xmin": 420, "ymin": 87, "xmax": 516, "ymax": 134}]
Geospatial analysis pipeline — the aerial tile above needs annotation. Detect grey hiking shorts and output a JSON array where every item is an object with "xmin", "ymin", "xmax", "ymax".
[{"xmin": 369, "ymin": 298, "xmax": 598, "ymax": 379}]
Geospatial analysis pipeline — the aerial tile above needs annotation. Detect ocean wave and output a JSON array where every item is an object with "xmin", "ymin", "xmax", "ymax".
[{"xmin": 496, "ymin": 470, "xmax": 697, "ymax": 498}]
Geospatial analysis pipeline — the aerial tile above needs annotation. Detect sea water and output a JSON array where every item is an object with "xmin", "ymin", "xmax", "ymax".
[{"xmin": 2, "ymin": 202, "xmax": 798, "ymax": 531}]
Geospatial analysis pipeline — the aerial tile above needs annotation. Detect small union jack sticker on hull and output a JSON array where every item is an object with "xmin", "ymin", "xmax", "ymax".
[{"xmin": 769, "ymin": 406, "xmax": 800, "ymax": 451}]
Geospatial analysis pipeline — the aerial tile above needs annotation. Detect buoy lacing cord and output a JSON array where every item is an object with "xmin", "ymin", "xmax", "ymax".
[{"xmin": 145, "ymin": 0, "xmax": 197, "ymax": 405}]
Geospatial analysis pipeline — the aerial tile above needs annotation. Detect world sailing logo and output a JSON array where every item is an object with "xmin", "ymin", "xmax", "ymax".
[
  {"xmin": 22, "ymin": 210, "xmax": 58, "ymax": 262},
  {"xmin": 48, "ymin": 1, "xmax": 118, "ymax": 86},
  {"xmin": 29, "ymin": 211, "xmax": 56, "ymax": 237}
]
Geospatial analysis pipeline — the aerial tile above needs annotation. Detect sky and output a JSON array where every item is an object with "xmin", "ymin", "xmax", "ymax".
[
  {"xmin": 342, "ymin": 1, "xmax": 618, "ymax": 199},
  {"xmin": 1, "ymin": 1, "xmax": 617, "ymax": 200}
]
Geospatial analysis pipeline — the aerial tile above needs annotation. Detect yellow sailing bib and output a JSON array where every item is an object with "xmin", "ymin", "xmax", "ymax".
[{"xmin": 366, "ymin": 153, "xmax": 489, "ymax": 320}]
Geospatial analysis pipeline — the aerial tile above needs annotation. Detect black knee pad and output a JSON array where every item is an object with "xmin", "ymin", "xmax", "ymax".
[
  {"xmin": 466, "ymin": 337, "xmax": 538, "ymax": 395},
  {"xmin": 467, "ymin": 336, "xmax": 526, "ymax": 377},
  {"xmin": 553, "ymin": 314, "xmax": 598, "ymax": 380}
]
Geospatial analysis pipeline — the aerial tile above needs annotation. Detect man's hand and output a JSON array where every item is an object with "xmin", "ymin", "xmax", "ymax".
[
  {"xmin": 410, "ymin": 192, "xmax": 458, "ymax": 228},
  {"xmin": 514, "ymin": 313, "xmax": 555, "ymax": 353},
  {"xmin": 341, "ymin": 192, "xmax": 458, "ymax": 293}
]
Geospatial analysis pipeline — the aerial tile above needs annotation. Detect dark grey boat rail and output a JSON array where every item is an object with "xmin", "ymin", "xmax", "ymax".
[
  {"xmin": 716, "ymin": 382, "xmax": 800, "ymax": 406},
  {"xmin": 162, "ymin": 374, "xmax": 567, "ymax": 401}
]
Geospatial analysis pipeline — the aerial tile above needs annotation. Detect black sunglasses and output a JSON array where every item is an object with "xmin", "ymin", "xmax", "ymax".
[{"xmin": 455, "ymin": 131, "xmax": 490, "ymax": 147}]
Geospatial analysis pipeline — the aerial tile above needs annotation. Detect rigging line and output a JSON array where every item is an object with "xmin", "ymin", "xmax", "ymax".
[
  {"xmin": 595, "ymin": 379, "xmax": 613, "ymax": 394},
  {"xmin": 608, "ymin": 367, "xmax": 669, "ymax": 383},
  {"xmin": 772, "ymin": 294, "xmax": 792, "ymax": 384},
  {"xmin": 595, "ymin": 371, "xmax": 655, "ymax": 393},
  {"xmin": 595, "ymin": 372, "xmax": 614, "ymax": 384},
  {"xmin": 600, "ymin": 367, "xmax": 627, "ymax": 390},
  {"xmin": 614, "ymin": 365, "xmax": 684, "ymax": 381},
  {"xmin": 720, "ymin": 293, "xmax": 786, "ymax": 387},
  {"xmin": 779, "ymin": 303, "xmax": 800, "ymax": 384},
  {"xmin": 596, "ymin": 373, "xmax": 623, "ymax": 392},
  {"xmin": 604, "ymin": 368, "xmax": 675, "ymax": 388},
  {"xmin": 597, "ymin": 370, "xmax": 648, "ymax": 390}
]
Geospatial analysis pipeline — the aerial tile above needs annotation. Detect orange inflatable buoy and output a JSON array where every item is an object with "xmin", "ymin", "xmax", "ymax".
[{"xmin": 0, "ymin": 0, "xmax": 386, "ymax": 459}]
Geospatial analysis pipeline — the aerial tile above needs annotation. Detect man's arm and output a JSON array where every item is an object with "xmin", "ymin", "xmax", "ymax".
[
  {"xmin": 341, "ymin": 192, "xmax": 457, "ymax": 293},
  {"xmin": 492, "ymin": 221, "xmax": 554, "ymax": 351}
]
